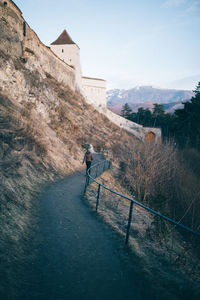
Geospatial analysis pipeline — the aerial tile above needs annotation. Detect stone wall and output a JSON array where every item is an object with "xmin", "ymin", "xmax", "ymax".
[
  {"xmin": 101, "ymin": 108, "xmax": 161, "ymax": 142},
  {"xmin": 0, "ymin": 0, "xmax": 23, "ymax": 57},
  {"xmin": 82, "ymin": 77, "xmax": 107, "ymax": 108},
  {"xmin": 50, "ymin": 43, "xmax": 82, "ymax": 89},
  {"xmin": 0, "ymin": 0, "xmax": 76, "ymax": 90},
  {"xmin": 1, "ymin": 0, "xmax": 161, "ymax": 141},
  {"xmin": 23, "ymin": 25, "xmax": 76, "ymax": 89}
]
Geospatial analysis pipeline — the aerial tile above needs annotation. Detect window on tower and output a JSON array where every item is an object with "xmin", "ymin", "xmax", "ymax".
[{"xmin": 62, "ymin": 49, "xmax": 64, "ymax": 53}]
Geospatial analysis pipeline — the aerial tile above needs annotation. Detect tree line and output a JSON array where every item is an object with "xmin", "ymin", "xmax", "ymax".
[{"xmin": 121, "ymin": 82, "xmax": 200, "ymax": 150}]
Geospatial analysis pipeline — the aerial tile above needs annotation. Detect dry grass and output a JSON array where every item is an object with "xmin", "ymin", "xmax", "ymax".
[
  {"xmin": 2, "ymin": 47, "xmax": 199, "ymax": 298},
  {"xmin": 115, "ymin": 141, "xmax": 200, "ymax": 236},
  {"xmin": 85, "ymin": 168, "xmax": 200, "ymax": 299},
  {"xmin": 84, "ymin": 140, "xmax": 200, "ymax": 298},
  {"xmin": 0, "ymin": 52, "xmax": 139, "ymax": 296},
  {"xmin": 0, "ymin": 94, "xmax": 49, "ymax": 296}
]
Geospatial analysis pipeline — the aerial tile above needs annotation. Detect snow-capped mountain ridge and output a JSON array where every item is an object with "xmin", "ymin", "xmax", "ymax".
[{"xmin": 107, "ymin": 86, "xmax": 194, "ymax": 114}]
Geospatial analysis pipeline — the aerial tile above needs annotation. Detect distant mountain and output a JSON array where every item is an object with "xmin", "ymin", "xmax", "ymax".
[{"xmin": 107, "ymin": 86, "xmax": 193, "ymax": 114}]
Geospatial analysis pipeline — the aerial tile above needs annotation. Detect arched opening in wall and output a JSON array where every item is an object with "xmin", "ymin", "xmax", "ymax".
[
  {"xmin": 3, "ymin": 2, "xmax": 8, "ymax": 7},
  {"xmin": 62, "ymin": 49, "xmax": 64, "ymax": 53},
  {"xmin": 145, "ymin": 131, "xmax": 155, "ymax": 142}
]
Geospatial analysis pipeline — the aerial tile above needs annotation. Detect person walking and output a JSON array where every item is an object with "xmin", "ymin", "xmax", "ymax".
[{"xmin": 83, "ymin": 148, "xmax": 93, "ymax": 175}]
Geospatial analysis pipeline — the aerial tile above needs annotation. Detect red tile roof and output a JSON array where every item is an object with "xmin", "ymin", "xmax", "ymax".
[{"xmin": 51, "ymin": 30, "xmax": 75, "ymax": 45}]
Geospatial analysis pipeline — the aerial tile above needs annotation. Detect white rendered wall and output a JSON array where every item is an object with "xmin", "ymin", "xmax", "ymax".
[
  {"xmin": 103, "ymin": 108, "xmax": 161, "ymax": 142},
  {"xmin": 82, "ymin": 77, "xmax": 106, "ymax": 108},
  {"xmin": 50, "ymin": 44, "xmax": 82, "ymax": 89}
]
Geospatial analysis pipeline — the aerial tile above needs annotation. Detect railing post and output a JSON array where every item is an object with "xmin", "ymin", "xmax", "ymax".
[
  {"xmin": 84, "ymin": 174, "xmax": 89, "ymax": 194},
  {"xmin": 96, "ymin": 184, "xmax": 101, "ymax": 212},
  {"xmin": 87, "ymin": 173, "xmax": 90, "ymax": 185},
  {"xmin": 125, "ymin": 201, "xmax": 134, "ymax": 245}
]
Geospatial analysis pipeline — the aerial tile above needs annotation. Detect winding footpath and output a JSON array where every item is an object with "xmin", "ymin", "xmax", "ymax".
[{"xmin": 20, "ymin": 154, "xmax": 152, "ymax": 300}]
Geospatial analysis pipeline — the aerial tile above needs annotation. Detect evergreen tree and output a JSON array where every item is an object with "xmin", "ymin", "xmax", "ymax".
[
  {"xmin": 121, "ymin": 103, "xmax": 132, "ymax": 118},
  {"xmin": 120, "ymin": 82, "xmax": 200, "ymax": 149},
  {"xmin": 174, "ymin": 81, "xmax": 200, "ymax": 149},
  {"xmin": 152, "ymin": 104, "xmax": 165, "ymax": 127}
]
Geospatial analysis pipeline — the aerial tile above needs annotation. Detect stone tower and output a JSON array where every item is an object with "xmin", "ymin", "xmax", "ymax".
[{"xmin": 50, "ymin": 29, "xmax": 82, "ymax": 89}]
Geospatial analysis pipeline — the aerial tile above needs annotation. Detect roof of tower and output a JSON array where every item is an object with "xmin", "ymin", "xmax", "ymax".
[{"xmin": 51, "ymin": 30, "xmax": 76, "ymax": 45}]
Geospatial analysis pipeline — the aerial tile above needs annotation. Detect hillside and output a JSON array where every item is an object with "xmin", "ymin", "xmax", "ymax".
[
  {"xmin": 0, "ymin": 1, "xmax": 141, "ymax": 295},
  {"xmin": 0, "ymin": 48, "xmax": 142, "ymax": 293},
  {"xmin": 107, "ymin": 86, "xmax": 193, "ymax": 114}
]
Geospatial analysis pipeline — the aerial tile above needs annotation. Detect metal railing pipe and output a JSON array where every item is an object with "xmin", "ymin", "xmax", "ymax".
[{"xmin": 86, "ymin": 160, "xmax": 200, "ymax": 244}]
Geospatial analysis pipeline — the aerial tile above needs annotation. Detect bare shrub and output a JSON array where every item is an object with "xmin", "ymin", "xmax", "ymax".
[{"xmin": 116, "ymin": 140, "xmax": 200, "ymax": 241}]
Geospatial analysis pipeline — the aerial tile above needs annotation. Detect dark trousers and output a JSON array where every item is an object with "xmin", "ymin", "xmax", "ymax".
[{"xmin": 86, "ymin": 161, "xmax": 92, "ymax": 174}]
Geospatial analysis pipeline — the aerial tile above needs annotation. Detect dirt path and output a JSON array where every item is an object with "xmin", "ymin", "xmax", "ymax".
[{"xmin": 18, "ymin": 155, "xmax": 152, "ymax": 300}]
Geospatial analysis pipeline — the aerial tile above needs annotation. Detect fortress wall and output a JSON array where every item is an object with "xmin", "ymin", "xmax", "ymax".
[
  {"xmin": 1, "ymin": 1, "xmax": 161, "ymax": 141},
  {"xmin": 0, "ymin": 0, "xmax": 22, "ymax": 17},
  {"xmin": 0, "ymin": 0, "xmax": 76, "ymax": 90},
  {"xmin": 50, "ymin": 44, "xmax": 82, "ymax": 89},
  {"xmin": 103, "ymin": 108, "xmax": 146, "ymax": 140},
  {"xmin": 81, "ymin": 74, "xmax": 161, "ymax": 141},
  {"xmin": 0, "ymin": 0, "xmax": 24, "ymax": 57},
  {"xmin": 101, "ymin": 108, "xmax": 161, "ymax": 141},
  {"xmin": 23, "ymin": 26, "xmax": 76, "ymax": 89},
  {"xmin": 50, "ymin": 44, "xmax": 80, "ymax": 69},
  {"xmin": 143, "ymin": 127, "xmax": 161, "ymax": 141},
  {"xmin": 82, "ymin": 77, "xmax": 106, "ymax": 108}
]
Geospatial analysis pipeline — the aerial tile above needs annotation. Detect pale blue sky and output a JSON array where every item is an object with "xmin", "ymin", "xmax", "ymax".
[{"xmin": 14, "ymin": 0, "xmax": 200, "ymax": 90}]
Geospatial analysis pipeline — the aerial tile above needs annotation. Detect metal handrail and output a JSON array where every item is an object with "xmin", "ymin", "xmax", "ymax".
[{"xmin": 85, "ymin": 159, "xmax": 200, "ymax": 244}]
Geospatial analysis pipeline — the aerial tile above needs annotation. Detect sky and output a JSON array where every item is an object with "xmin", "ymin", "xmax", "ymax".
[{"xmin": 13, "ymin": 0, "xmax": 200, "ymax": 90}]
